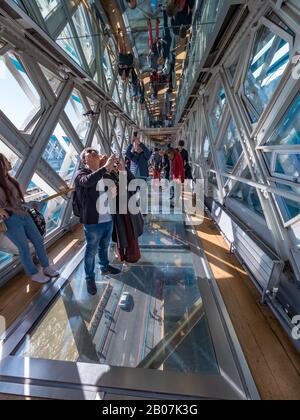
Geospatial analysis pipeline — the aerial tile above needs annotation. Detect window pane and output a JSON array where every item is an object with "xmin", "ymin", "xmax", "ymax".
[
  {"xmin": 25, "ymin": 174, "xmax": 66, "ymax": 234},
  {"xmin": 218, "ymin": 119, "xmax": 242, "ymax": 174},
  {"xmin": 0, "ymin": 52, "xmax": 41, "ymax": 131},
  {"xmin": 40, "ymin": 65, "xmax": 62, "ymax": 96},
  {"xmin": 210, "ymin": 87, "xmax": 227, "ymax": 138},
  {"xmin": 72, "ymin": 5, "xmax": 94, "ymax": 66},
  {"xmin": 92, "ymin": 133, "xmax": 106, "ymax": 155},
  {"xmin": 65, "ymin": 91, "xmax": 91, "ymax": 144},
  {"xmin": 275, "ymin": 183, "xmax": 300, "ymax": 222},
  {"xmin": 230, "ymin": 170, "xmax": 264, "ymax": 218},
  {"xmin": 229, "ymin": 59, "xmax": 238, "ymax": 80},
  {"xmin": 265, "ymin": 91, "xmax": 300, "ymax": 146},
  {"xmin": 43, "ymin": 123, "xmax": 79, "ymax": 185},
  {"xmin": 274, "ymin": 154, "xmax": 300, "ymax": 178},
  {"xmin": 57, "ymin": 24, "xmax": 82, "ymax": 66},
  {"xmin": 244, "ymin": 23, "xmax": 291, "ymax": 122},
  {"xmin": 35, "ymin": 0, "xmax": 59, "ymax": 18}
]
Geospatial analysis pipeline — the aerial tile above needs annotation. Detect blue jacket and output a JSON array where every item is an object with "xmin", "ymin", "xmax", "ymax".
[{"xmin": 125, "ymin": 143, "xmax": 151, "ymax": 178}]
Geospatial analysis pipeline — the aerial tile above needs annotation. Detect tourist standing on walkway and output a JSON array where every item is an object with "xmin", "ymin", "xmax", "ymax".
[
  {"xmin": 178, "ymin": 140, "xmax": 193, "ymax": 179},
  {"xmin": 75, "ymin": 149, "xmax": 121, "ymax": 296},
  {"xmin": 168, "ymin": 147, "xmax": 185, "ymax": 183},
  {"xmin": 125, "ymin": 134, "xmax": 152, "ymax": 180},
  {"xmin": 150, "ymin": 148, "xmax": 163, "ymax": 180},
  {"xmin": 0, "ymin": 154, "xmax": 59, "ymax": 284}
]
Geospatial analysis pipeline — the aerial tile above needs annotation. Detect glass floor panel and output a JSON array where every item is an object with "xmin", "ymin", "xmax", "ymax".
[
  {"xmin": 140, "ymin": 220, "xmax": 188, "ymax": 248},
  {"xmin": 15, "ymin": 216, "xmax": 219, "ymax": 376}
]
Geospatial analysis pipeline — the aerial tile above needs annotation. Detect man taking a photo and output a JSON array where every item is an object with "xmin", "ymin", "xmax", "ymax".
[{"xmin": 75, "ymin": 149, "xmax": 121, "ymax": 296}]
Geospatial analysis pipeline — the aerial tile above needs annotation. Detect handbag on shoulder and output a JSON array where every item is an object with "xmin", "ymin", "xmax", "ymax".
[{"xmin": 27, "ymin": 208, "xmax": 46, "ymax": 237}]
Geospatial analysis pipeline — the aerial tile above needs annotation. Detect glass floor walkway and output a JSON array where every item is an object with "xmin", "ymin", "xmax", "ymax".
[{"xmin": 0, "ymin": 214, "xmax": 259, "ymax": 400}]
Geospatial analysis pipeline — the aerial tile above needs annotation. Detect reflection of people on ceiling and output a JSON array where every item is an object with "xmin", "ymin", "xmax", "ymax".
[
  {"xmin": 161, "ymin": 10, "xmax": 173, "ymax": 62},
  {"xmin": 166, "ymin": 0, "xmax": 195, "ymax": 39},
  {"xmin": 150, "ymin": 70, "xmax": 159, "ymax": 102},
  {"xmin": 117, "ymin": 29, "xmax": 134, "ymax": 82},
  {"xmin": 139, "ymin": 81, "xmax": 146, "ymax": 110},
  {"xmin": 148, "ymin": 18, "xmax": 163, "ymax": 71},
  {"xmin": 129, "ymin": 68, "xmax": 139, "ymax": 100},
  {"xmin": 125, "ymin": 0, "xmax": 137, "ymax": 9}
]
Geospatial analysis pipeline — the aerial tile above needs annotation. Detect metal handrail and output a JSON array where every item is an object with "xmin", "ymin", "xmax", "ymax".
[{"xmin": 39, "ymin": 187, "xmax": 75, "ymax": 203}]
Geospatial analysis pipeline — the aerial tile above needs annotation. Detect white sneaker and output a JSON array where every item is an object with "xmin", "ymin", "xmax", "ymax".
[
  {"xmin": 31, "ymin": 273, "xmax": 51, "ymax": 284},
  {"xmin": 43, "ymin": 266, "xmax": 60, "ymax": 278}
]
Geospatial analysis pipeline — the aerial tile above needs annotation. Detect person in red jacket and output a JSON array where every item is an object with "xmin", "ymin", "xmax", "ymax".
[{"xmin": 168, "ymin": 148, "xmax": 185, "ymax": 183}]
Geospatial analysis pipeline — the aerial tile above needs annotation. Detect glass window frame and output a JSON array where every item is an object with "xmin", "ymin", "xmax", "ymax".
[
  {"xmin": 42, "ymin": 121, "xmax": 80, "ymax": 186},
  {"xmin": 266, "ymin": 151, "xmax": 300, "ymax": 183},
  {"xmin": 257, "ymin": 86, "xmax": 300, "ymax": 226},
  {"xmin": 56, "ymin": 23, "xmax": 83, "ymax": 67},
  {"xmin": 208, "ymin": 82, "xmax": 228, "ymax": 140},
  {"xmin": 216, "ymin": 116, "xmax": 244, "ymax": 178},
  {"xmin": 64, "ymin": 89, "xmax": 92, "ymax": 146},
  {"xmin": 270, "ymin": 179, "xmax": 300, "ymax": 227},
  {"xmin": 71, "ymin": 3, "xmax": 95, "ymax": 68},
  {"xmin": 228, "ymin": 169, "xmax": 265, "ymax": 220},
  {"xmin": 240, "ymin": 14, "xmax": 294, "ymax": 125},
  {"xmin": 34, "ymin": 0, "xmax": 60, "ymax": 20},
  {"xmin": 0, "ymin": 49, "xmax": 46, "ymax": 133}
]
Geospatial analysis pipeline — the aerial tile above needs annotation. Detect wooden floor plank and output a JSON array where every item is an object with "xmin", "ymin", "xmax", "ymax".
[{"xmin": 196, "ymin": 216, "xmax": 300, "ymax": 401}]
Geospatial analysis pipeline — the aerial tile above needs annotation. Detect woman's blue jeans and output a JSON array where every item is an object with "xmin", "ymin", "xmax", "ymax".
[
  {"xmin": 84, "ymin": 221, "xmax": 113, "ymax": 281},
  {"xmin": 5, "ymin": 214, "xmax": 49, "ymax": 276}
]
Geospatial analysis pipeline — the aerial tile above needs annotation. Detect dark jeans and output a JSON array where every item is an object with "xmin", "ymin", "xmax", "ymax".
[{"xmin": 84, "ymin": 221, "xmax": 113, "ymax": 281}]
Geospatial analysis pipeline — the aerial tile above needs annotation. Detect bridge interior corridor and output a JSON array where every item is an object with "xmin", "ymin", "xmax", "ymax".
[
  {"xmin": 0, "ymin": 206, "xmax": 300, "ymax": 400},
  {"xmin": 0, "ymin": 0, "xmax": 300, "ymax": 402}
]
